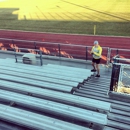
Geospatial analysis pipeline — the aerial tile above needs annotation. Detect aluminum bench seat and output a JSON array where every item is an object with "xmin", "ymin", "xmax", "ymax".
[
  {"xmin": 47, "ymin": 64, "xmax": 92, "ymax": 73},
  {"xmin": 0, "ymin": 59, "xmax": 92, "ymax": 79},
  {"xmin": 0, "ymin": 74, "xmax": 73, "ymax": 93},
  {"xmin": 0, "ymin": 69, "xmax": 78, "ymax": 87},
  {"xmin": 0, "ymin": 104, "xmax": 91, "ymax": 130},
  {"xmin": 0, "ymin": 65, "xmax": 83, "ymax": 82},
  {"xmin": 41, "ymin": 66, "xmax": 91, "ymax": 79},
  {"xmin": 0, "ymin": 89, "xmax": 108, "ymax": 125},
  {"xmin": 3, "ymin": 58, "xmax": 91, "ymax": 74},
  {"xmin": 0, "ymin": 62, "xmax": 88, "ymax": 82},
  {"xmin": 43, "ymin": 64, "xmax": 93, "ymax": 77},
  {"xmin": 0, "ymin": 80, "xmax": 111, "ymax": 112}
]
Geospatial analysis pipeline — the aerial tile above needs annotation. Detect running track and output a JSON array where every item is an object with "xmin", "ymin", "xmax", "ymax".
[
  {"xmin": 0, "ymin": 29, "xmax": 130, "ymax": 62},
  {"xmin": 0, "ymin": 29, "xmax": 129, "ymax": 49}
]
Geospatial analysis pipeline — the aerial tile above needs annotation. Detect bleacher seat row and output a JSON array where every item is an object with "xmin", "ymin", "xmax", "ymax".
[
  {"xmin": 0, "ymin": 58, "xmax": 111, "ymax": 129},
  {"xmin": 0, "ymin": 103, "xmax": 92, "ymax": 130},
  {"xmin": 0, "ymin": 89, "xmax": 108, "ymax": 125},
  {"xmin": 0, "ymin": 80, "xmax": 111, "ymax": 112}
]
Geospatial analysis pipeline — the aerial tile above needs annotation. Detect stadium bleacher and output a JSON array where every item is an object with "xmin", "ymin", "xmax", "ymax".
[
  {"xmin": 0, "ymin": 56, "xmax": 130, "ymax": 130},
  {"xmin": 0, "ymin": 1, "xmax": 130, "ymax": 129},
  {"xmin": 0, "ymin": 58, "xmax": 111, "ymax": 130},
  {"xmin": 0, "ymin": 103, "xmax": 92, "ymax": 130}
]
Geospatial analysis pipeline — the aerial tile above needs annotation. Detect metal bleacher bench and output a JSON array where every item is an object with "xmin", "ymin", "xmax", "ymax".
[
  {"xmin": 0, "ymin": 65, "xmax": 83, "ymax": 83},
  {"xmin": 0, "ymin": 59, "xmax": 93, "ymax": 93},
  {"xmin": 0, "ymin": 104, "xmax": 91, "ymax": 130},
  {"xmin": 0, "ymin": 89, "xmax": 108, "ymax": 126},
  {"xmin": 47, "ymin": 64, "xmax": 92, "ymax": 73},
  {"xmin": 0, "ymin": 58, "xmax": 110, "ymax": 128},
  {"xmin": 0, "ymin": 59, "xmax": 93, "ymax": 80},
  {"xmin": 0, "ymin": 68, "xmax": 78, "ymax": 87},
  {"xmin": 44, "ymin": 64, "xmax": 94, "ymax": 78},
  {"xmin": 0, "ymin": 80, "xmax": 111, "ymax": 113},
  {"xmin": 0, "ymin": 73, "xmax": 73, "ymax": 93}
]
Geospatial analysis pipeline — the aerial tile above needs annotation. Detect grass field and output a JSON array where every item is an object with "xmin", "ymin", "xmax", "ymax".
[{"xmin": 0, "ymin": 0, "xmax": 130, "ymax": 36}]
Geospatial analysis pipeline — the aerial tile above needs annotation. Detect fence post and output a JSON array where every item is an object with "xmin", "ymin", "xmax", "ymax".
[
  {"xmin": 12, "ymin": 40, "xmax": 14, "ymax": 45},
  {"xmin": 110, "ymin": 61, "xmax": 121, "ymax": 91},
  {"xmin": 14, "ymin": 48, "xmax": 17, "ymax": 63},
  {"xmin": 116, "ymin": 49, "xmax": 119, "ymax": 55},
  {"xmin": 106, "ymin": 48, "xmax": 111, "ymax": 65},
  {"xmin": 39, "ymin": 50, "xmax": 43, "ymax": 66},
  {"xmin": 12, "ymin": 40, "xmax": 14, "ymax": 51},
  {"xmin": 86, "ymin": 47, "xmax": 88, "ymax": 60},
  {"xmin": 113, "ymin": 55, "xmax": 120, "ymax": 63},
  {"xmin": 34, "ymin": 42, "xmax": 36, "ymax": 49},
  {"xmin": 113, "ymin": 56, "xmax": 117, "ymax": 63},
  {"xmin": 58, "ymin": 44, "xmax": 61, "ymax": 57}
]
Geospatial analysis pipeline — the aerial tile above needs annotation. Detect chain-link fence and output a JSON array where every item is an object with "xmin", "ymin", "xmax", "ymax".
[{"xmin": 110, "ymin": 57, "xmax": 130, "ymax": 95}]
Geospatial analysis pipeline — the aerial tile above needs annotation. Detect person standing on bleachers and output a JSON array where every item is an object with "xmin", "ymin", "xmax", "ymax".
[{"xmin": 90, "ymin": 41, "xmax": 102, "ymax": 77}]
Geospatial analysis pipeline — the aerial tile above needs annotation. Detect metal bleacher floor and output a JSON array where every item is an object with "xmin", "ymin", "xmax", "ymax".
[{"xmin": 0, "ymin": 54, "xmax": 130, "ymax": 130}]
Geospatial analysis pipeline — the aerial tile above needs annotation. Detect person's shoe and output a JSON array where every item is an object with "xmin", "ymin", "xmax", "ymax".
[
  {"xmin": 95, "ymin": 74, "xmax": 100, "ymax": 77},
  {"xmin": 91, "ymin": 69, "xmax": 96, "ymax": 72}
]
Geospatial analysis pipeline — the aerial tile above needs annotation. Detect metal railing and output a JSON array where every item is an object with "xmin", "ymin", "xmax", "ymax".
[
  {"xmin": 14, "ymin": 48, "xmax": 43, "ymax": 66},
  {"xmin": 0, "ymin": 38, "xmax": 130, "ymax": 65},
  {"xmin": 110, "ymin": 48, "xmax": 130, "ymax": 63}
]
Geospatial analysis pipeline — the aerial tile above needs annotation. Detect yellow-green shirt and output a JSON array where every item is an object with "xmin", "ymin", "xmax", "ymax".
[{"xmin": 91, "ymin": 45, "xmax": 102, "ymax": 59}]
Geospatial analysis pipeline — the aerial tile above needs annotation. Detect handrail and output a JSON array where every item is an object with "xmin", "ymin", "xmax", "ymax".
[
  {"xmin": 14, "ymin": 48, "xmax": 43, "ymax": 66},
  {"xmin": 114, "ymin": 58, "xmax": 130, "ymax": 61},
  {"xmin": 14, "ymin": 47, "xmax": 40, "ymax": 51},
  {"xmin": 110, "ymin": 48, "xmax": 130, "ymax": 52},
  {"xmin": 0, "ymin": 37, "xmax": 109, "ymax": 48},
  {"xmin": 1, "ymin": 38, "xmax": 130, "ymax": 65}
]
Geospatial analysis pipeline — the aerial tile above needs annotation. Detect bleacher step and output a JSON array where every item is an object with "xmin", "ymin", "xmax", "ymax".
[
  {"xmin": 0, "ymin": 89, "xmax": 108, "ymax": 125},
  {"xmin": 0, "ymin": 104, "xmax": 91, "ymax": 130},
  {"xmin": 0, "ymin": 73, "xmax": 73, "ymax": 93},
  {"xmin": 0, "ymin": 80, "xmax": 111, "ymax": 112},
  {"xmin": 0, "ymin": 69, "xmax": 79, "ymax": 87}
]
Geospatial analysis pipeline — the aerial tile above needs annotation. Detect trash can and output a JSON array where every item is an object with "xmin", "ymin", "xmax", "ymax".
[{"xmin": 22, "ymin": 53, "xmax": 36, "ymax": 65}]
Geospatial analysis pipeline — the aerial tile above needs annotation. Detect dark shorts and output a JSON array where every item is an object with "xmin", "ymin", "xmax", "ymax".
[{"xmin": 92, "ymin": 58, "xmax": 101, "ymax": 64}]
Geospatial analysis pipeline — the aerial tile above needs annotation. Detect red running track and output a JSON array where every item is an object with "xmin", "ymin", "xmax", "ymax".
[
  {"xmin": 0, "ymin": 29, "xmax": 130, "ymax": 63},
  {"xmin": 0, "ymin": 29, "xmax": 130, "ymax": 49}
]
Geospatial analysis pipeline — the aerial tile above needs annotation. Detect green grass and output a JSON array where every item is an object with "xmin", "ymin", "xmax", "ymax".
[{"xmin": 0, "ymin": 0, "xmax": 130, "ymax": 36}]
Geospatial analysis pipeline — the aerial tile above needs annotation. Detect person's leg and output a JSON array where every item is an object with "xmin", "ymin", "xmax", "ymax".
[
  {"xmin": 96, "ymin": 63, "xmax": 100, "ymax": 75},
  {"xmin": 91, "ymin": 58, "xmax": 96, "ymax": 72},
  {"xmin": 92, "ymin": 62, "xmax": 96, "ymax": 70},
  {"xmin": 95, "ymin": 58, "xmax": 101, "ymax": 77}
]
